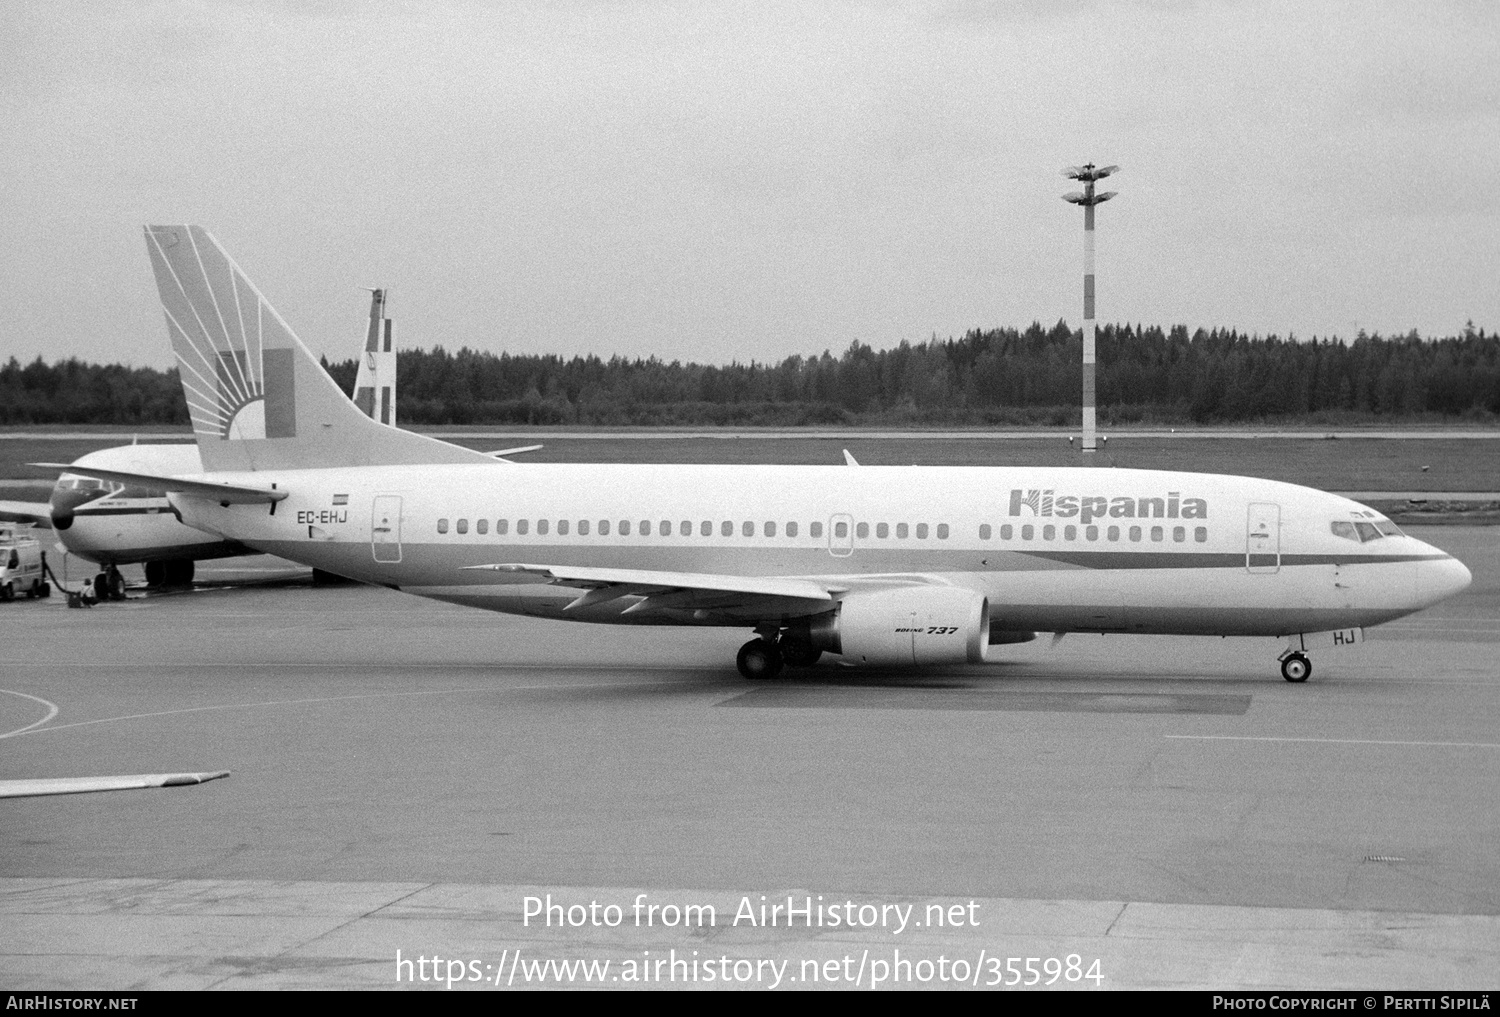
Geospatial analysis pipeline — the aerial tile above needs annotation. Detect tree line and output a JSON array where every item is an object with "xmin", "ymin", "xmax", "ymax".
[{"xmin": 5, "ymin": 322, "xmax": 1498, "ymax": 426}]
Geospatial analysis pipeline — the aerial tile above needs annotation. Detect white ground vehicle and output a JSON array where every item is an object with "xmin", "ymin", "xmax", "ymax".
[{"xmin": 0, "ymin": 525, "xmax": 50, "ymax": 601}]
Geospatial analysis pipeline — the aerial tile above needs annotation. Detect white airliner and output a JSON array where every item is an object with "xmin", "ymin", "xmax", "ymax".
[
  {"xmin": 12, "ymin": 289, "xmax": 400, "ymax": 595},
  {"xmin": 43, "ymin": 226, "xmax": 1473, "ymax": 682}
]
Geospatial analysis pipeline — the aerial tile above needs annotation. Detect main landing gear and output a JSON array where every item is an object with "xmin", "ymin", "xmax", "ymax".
[
  {"xmin": 1279, "ymin": 651, "xmax": 1311, "ymax": 683},
  {"xmin": 735, "ymin": 631, "xmax": 824, "ymax": 680}
]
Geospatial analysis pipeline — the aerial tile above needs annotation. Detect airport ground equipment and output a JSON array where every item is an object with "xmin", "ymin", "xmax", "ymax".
[{"xmin": 0, "ymin": 525, "xmax": 49, "ymax": 600}]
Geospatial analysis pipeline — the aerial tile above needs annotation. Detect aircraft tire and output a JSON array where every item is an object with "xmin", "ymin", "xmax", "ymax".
[
  {"xmin": 165, "ymin": 560, "xmax": 194, "ymax": 586},
  {"xmin": 737, "ymin": 639, "xmax": 783, "ymax": 680},
  {"xmin": 106, "ymin": 571, "xmax": 126, "ymax": 600},
  {"xmin": 1281, "ymin": 653, "xmax": 1311, "ymax": 683},
  {"xmin": 780, "ymin": 640, "xmax": 822, "ymax": 668},
  {"xmin": 144, "ymin": 561, "xmax": 166, "ymax": 587},
  {"xmin": 37, "ymin": 582, "xmax": 50, "ymax": 598},
  {"xmin": 0, "ymin": 583, "xmax": 12, "ymax": 601}
]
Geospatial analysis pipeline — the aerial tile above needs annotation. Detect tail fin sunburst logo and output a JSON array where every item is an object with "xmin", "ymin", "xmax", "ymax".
[{"xmin": 144, "ymin": 226, "xmax": 297, "ymax": 442}]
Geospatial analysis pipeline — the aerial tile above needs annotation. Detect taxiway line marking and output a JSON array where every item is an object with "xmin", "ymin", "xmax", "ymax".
[
  {"xmin": 0, "ymin": 690, "xmax": 60, "ymax": 740},
  {"xmin": 1167, "ymin": 734, "xmax": 1500, "ymax": 749},
  {"xmin": 5, "ymin": 680, "xmax": 685, "ymax": 739}
]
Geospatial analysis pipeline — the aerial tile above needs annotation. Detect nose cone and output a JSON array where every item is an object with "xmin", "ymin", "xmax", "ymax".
[{"xmin": 1417, "ymin": 553, "xmax": 1472, "ymax": 606}]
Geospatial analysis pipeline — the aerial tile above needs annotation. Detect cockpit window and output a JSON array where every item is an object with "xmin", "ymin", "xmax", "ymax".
[{"xmin": 1331, "ymin": 519, "xmax": 1402, "ymax": 542}]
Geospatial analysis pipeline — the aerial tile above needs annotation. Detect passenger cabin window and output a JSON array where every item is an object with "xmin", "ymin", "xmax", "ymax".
[
  {"xmin": 437, "ymin": 518, "xmax": 449, "ymax": 534},
  {"xmin": 979, "ymin": 524, "xmax": 991, "ymax": 540},
  {"xmin": 619, "ymin": 520, "xmax": 630, "ymax": 536},
  {"xmin": 639, "ymin": 519, "xmax": 650, "ymax": 535},
  {"xmin": 811, "ymin": 522, "xmax": 824, "ymax": 538},
  {"xmin": 937, "ymin": 523, "xmax": 949, "ymax": 539},
  {"xmin": 497, "ymin": 519, "xmax": 509, "ymax": 535},
  {"xmin": 855, "ymin": 522, "xmax": 868, "ymax": 538},
  {"xmin": 517, "ymin": 519, "xmax": 529, "ymax": 535},
  {"xmin": 1194, "ymin": 526, "xmax": 1208, "ymax": 542},
  {"xmin": 787, "ymin": 522, "xmax": 799, "ymax": 537},
  {"xmin": 743, "ymin": 521, "xmax": 754, "ymax": 537},
  {"xmin": 1021, "ymin": 524, "xmax": 1033, "ymax": 540},
  {"xmin": 1086, "ymin": 525, "xmax": 1098, "ymax": 541},
  {"xmin": 877, "ymin": 523, "xmax": 889, "ymax": 539},
  {"xmin": 1041, "ymin": 525, "xmax": 1053, "ymax": 540},
  {"xmin": 476, "ymin": 519, "xmax": 488, "ymax": 535},
  {"xmin": 1129, "ymin": 525, "xmax": 1142, "ymax": 542},
  {"xmin": 557, "ymin": 520, "xmax": 569, "ymax": 536},
  {"xmin": 598, "ymin": 520, "xmax": 610, "ymax": 536},
  {"xmin": 578, "ymin": 520, "xmax": 589, "ymax": 536},
  {"xmin": 701, "ymin": 520, "xmax": 712, "ymax": 536},
  {"xmin": 916, "ymin": 523, "xmax": 928, "ymax": 539},
  {"xmin": 1064, "ymin": 525, "xmax": 1076, "ymax": 541},
  {"xmin": 537, "ymin": 519, "xmax": 549, "ymax": 535},
  {"xmin": 766, "ymin": 522, "xmax": 777, "ymax": 537},
  {"xmin": 1000, "ymin": 524, "xmax": 1012, "ymax": 540},
  {"xmin": 834, "ymin": 521, "xmax": 848, "ymax": 538},
  {"xmin": 896, "ymin": 523, "xmax": 909, "ymax": 539},
  {"xmin": 457, "ymin": 519, "xmax": 468, "ymax": 534},
  {"xmin": 722, "ymin": 521, "xmax": 733, "ymax": 537},
  {"xmin": 659, "ymin": 520, "xmax": 671, "ymax": 537}
]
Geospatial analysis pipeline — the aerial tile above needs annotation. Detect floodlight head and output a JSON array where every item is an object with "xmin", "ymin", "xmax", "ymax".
[
  {"xmin": 1062, "ymin": 165, "xmax": 1086, "ymax": 179},
  {"xmin": 1062, "ymin": 191, "xmax": 1087, "ymax": 204},
  {"xmin": 1096, "ymin": 191, "xmax": 1117, "ymax": 202},
  {"xmin": 1095, "ymin": 165, "xmax": 1119, "ymax": 179}
]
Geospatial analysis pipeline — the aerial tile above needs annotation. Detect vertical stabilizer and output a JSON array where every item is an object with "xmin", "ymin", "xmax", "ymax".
[
  {"xmin": 353, "ymin": 288, "xmax": 397, "ymax": 427},
  {"xmin": 144, "ymin": 226, "xmax": 488, "ymax": 472}
]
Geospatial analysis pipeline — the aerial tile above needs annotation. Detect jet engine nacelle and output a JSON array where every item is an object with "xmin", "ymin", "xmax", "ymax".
[{"xmin": 794, "ymin": 587, "xmax": 990, "ymax": 666}]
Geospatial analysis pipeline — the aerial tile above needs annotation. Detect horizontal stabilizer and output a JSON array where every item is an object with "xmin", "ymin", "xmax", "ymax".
[
  {"xmin": 30, "ymin": 464, "xmax": 287, "ymax": 504},
  {"xmin": 463, "ymin": 562, "xmax": 837, "ymax": 603},
  {"xmin": 0, "ymin": 771, "xmax": 230, "ymax": 799},
  {"xmin": 0, "ymin": 501, "xmax": 52, "ymax": 528}
]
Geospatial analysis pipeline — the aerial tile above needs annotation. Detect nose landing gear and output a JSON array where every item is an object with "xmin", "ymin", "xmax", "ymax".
[{"xmin": 1279, "ymin": 651, "xmax": 1311, "ymax": 683}]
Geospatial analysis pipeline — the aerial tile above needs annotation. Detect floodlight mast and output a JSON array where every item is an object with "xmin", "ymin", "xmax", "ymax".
[{"xmin": 1062, "ymin": 163, "xmax": 1118, "ymax": 458}]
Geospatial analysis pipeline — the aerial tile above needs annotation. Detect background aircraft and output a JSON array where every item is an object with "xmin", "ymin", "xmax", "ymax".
[{"xmin": 6, "ymin": 289, "xmax": 397, "ymax": 597}]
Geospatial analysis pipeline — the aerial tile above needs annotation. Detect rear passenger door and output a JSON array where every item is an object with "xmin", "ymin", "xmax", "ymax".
[{"xmin": 372, "ymin": 495, "xmax": 403, "ymax": 563}]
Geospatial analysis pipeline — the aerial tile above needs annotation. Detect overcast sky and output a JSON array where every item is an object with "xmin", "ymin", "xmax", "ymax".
[{"xmin": 3, "ymin": 0, "xmax": 1497, "ymax": 370}]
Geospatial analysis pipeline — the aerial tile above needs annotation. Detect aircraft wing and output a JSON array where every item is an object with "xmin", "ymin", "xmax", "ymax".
[
  {"xmin": 0, "ymin": 501, "xmax": 52, "ymax": 528},
  {"xmin": 462, "ymin": 562, "xmax": 843, "ymax": 615},
  {"xmin": 29, "ymin": 464, "xmax": 288, "ymax": 505}
]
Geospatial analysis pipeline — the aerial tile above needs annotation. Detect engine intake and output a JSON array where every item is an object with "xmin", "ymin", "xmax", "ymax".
[{"xmin": 790, "ymin": 587, "xmax": 990, "ymax": 666}]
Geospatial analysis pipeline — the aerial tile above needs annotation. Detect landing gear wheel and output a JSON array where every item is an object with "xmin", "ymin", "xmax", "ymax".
[
  {"xmin": 780, "ymin": 640, "xmax": 822, "ymax": 668},
  {"xmin": 0, "ymin": 583, "xmax": 12, "ymax": 601},
  {"xmin": 1281, "ymin": 652, "xmax": 1311, "ymax": 683},
  {"xmin": 94, "ymin": 573, "xmax": 110, "ymax": 600},
  {"xmin": 165, "ymin": 560, "xmax": 194, "ymax": 586},
  {"xmin": 736, "ymin": 639, "xmax": 784, "ymax": 680},
  {"xmin": 144, "ymin": 561, "xmax": 166, "ymax": 587}
]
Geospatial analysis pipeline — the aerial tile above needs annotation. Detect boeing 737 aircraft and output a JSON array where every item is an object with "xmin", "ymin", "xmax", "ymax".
[
  {"xmin": 43, "ymin": 226, "xmax": 1473, "ymax": 682},
  {"xmin": 14, "ymin": 289, "xmax": 400, "ymax": 595}
]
